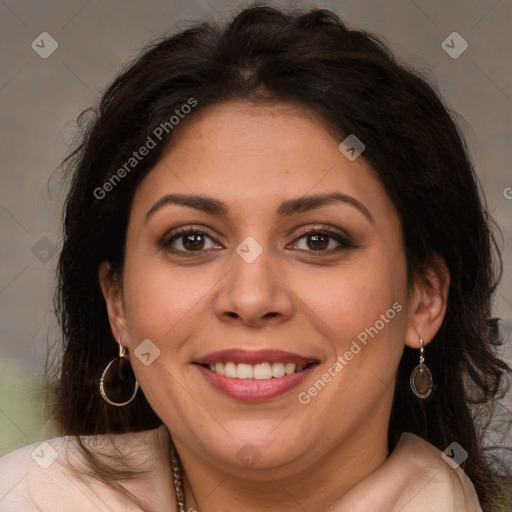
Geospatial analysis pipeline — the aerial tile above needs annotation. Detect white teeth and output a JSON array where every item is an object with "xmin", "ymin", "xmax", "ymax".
[
  {"xmin": 207, "ymin": 361, "xmax": 307, "ymax": 379},
  {"xmin": 254, "ymin": 363, "xmax": 272, "ymax": 380},
  {"xmin": 285, "ymin": 363, "xmax": 296, "ymax": 375},
  {"xmin": 271, "ymin": 362, "xmax": 286, "ymax": 378},
  {"xmin": 236, "ymin": 363, "xmax": 254, "ymax": 379},
  {"xmin": 224, "ymin": 361, "xmax": 237, "ymax": 378}
]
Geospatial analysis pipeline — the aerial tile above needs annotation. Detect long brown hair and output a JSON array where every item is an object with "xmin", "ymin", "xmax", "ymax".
[{"xmin": 53, "ymin": 5, "xmax": 511, "ymax": 510}]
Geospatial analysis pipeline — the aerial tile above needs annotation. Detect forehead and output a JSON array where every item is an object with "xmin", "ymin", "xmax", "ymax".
[
  {"xmin": 166, "ymin": 100, "xmax": 337, "ymax": 169},
  {"xmin": 131, "ymin": 100, "xmax": 394, "ymax": 223}
]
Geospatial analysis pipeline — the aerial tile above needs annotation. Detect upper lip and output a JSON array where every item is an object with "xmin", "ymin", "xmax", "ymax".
[{"xmin": 194, "ymin": 349, "xmax": 318, "ymax": 366}]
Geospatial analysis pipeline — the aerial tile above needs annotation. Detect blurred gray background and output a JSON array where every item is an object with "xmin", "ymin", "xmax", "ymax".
[{"xmin": 0, "ymin": 0, "xmax": 511, "ymax": 454}]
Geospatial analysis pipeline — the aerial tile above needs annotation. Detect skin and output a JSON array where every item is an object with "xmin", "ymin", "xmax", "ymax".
[{"xmin": 100, "ymin": 101, "xmax": 449, "ymax": 511}]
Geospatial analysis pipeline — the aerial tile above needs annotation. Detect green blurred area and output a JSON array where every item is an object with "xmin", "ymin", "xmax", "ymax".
[{"xmin": 0, "ymin": 358, "xmax": 59, "ymax": 456}]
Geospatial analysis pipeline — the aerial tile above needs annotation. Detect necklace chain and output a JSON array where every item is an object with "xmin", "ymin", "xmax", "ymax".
[{"xmin": 170, "ymin": 444, "xmax": 187, "ymax": 512}]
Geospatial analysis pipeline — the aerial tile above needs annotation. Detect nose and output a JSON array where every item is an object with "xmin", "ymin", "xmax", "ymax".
[{"xmin": 214, "ymin": 246, "xmax": 294, "ymax": 328}]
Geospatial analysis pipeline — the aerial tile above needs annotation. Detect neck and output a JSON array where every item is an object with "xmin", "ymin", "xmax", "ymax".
[{"xmin": 177, "ymin": 426, "xmax": 389, "ymax": 512}]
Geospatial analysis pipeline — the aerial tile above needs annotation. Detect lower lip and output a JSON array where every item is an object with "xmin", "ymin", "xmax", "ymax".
[{"xmin": 196, "ymin": 364, "xmax": 318, "ymax": 402}]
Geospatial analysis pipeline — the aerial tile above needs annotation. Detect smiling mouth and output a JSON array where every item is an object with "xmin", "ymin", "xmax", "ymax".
[
  {"xmin": 194, "ymin": 349, "xmax": 319, "ymax": 400},
  {"xmin": 202, "ymin": 361, "xmax": 315, "ymax": 380}
]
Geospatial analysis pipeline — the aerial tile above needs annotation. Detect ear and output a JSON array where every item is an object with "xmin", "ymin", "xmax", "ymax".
[
  {"xmin": 98, "ymin": 261, "xmax": 129, "ymax": 345},
  {"xmin": 405, "ymin": 255, "xmax": 450, "ymax": 350}
]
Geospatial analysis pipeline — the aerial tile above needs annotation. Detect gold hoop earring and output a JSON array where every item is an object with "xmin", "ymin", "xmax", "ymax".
[
  {"xmin": 99, "ymin": 342, "xmax": 139, "ymax": 406},
  {"xmin": 410, "ymin": 338, "xmax": 433, "ymax": 399}
]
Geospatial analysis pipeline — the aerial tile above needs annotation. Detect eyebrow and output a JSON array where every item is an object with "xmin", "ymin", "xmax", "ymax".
[{"xmin": 145, "ymin": 192, "xmax": 374, "ymax": 223}]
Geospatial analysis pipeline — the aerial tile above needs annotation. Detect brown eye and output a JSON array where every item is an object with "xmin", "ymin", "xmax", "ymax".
[
  {"xmin": 291, "ymin": 230, "xmax": 351, "ymax": 253},
  {"xmin": 181, "ymin": 232, "xmax": 206, "ymax": 251},
  {"xmin": 161, "ymin": 228, "xmax": 222, "ymax": 253},
  {"xmin": 306, "ymin": 233, "xmax": 330, "ymax": 251}
]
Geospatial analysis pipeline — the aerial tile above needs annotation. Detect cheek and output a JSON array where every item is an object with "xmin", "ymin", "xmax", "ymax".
[
  {"xmin": 121, "ymin": 252, "xmax": 220, "ymax": 346},
  {"xmin": 293, "ymin": 255, "xmax": 408, "ymax": 368},
  {"xmin": 290, "ymin": 263, "xmax": 408, "ymax": 426},
  {"xmin": 120, "ymin": 257, "xmax": 210, "ymax": 411}
]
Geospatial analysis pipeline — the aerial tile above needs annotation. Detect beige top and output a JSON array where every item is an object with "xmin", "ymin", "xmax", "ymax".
[{"xmin": 0, "ymin": 426, "xmax": 482, "ymax": 511}]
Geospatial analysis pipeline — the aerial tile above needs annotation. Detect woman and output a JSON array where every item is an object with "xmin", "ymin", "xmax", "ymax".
[{"xmin": 0, "ymin": 5, "xmax": 510, "ymax": 511}]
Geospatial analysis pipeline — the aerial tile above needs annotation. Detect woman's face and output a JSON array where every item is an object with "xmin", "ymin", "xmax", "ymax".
[{"xmin": 104, "ymin": 101, "xmax": 423, "ymax": 475}]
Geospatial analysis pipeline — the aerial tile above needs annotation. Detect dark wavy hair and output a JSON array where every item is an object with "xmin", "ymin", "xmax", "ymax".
[{"xmin": 53, "ymin": 4, "xmax": 511, "ymax": 510}]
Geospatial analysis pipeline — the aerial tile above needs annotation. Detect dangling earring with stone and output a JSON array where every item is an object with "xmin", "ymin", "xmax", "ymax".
[
  {"xmin": 410, "ymin": 338, "xmax": 433, "ymax": 398},
  {"xmin": 99, "ymin": 342, "xmax": 139, "ymax": 406}
]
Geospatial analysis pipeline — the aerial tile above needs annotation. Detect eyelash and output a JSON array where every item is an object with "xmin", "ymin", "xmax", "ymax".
[{"xmin": 159, "ymin": 225, "xmax": 354, "ymax": 256}]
